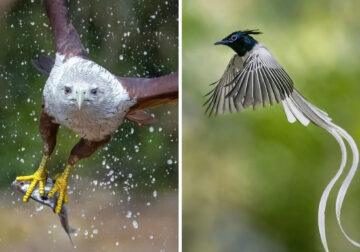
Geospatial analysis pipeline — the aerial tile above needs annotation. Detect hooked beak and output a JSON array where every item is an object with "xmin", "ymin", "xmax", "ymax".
[
  {"xmin": 77, "ymin": 92, "xmax": 84, "ymax": 110},
  {"xmin": 214, "ymin": 40, "xmax": 231, "ymax": 45}
]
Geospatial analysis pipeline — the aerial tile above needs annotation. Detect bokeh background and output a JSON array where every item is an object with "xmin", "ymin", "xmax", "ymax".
[
  {"xmin": 183, "ymin": 0, "xmax": 360, "ymax": 251},
  {"xmin": 0, "ymin": 0, "xmax": 178, "ymax": 251}
]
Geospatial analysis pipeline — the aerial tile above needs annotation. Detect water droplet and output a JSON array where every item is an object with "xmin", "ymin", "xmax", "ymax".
[{"xmin": 132, "ymin": 220, "xmax": 138, "ymax": 229}]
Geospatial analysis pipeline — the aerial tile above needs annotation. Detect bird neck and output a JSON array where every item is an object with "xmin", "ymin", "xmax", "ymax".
[{"xmin": 233, "ymin": 37, "xmax": 258, "ymax": 57}]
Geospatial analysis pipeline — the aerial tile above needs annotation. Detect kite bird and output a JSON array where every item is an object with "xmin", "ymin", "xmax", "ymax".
[
  {"xmin": 205, "ymin": 30, "xmax": 359, "ymax": 251},
  {"xmin": 16, "ymin": 0, "xmax": 178, "ymax": 214}
]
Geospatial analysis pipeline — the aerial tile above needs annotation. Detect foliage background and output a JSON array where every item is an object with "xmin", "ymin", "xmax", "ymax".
[
  {"xmin": 0, "ymin": 0, "xmax": 178, "ymax": 251},
  {"xmin": 183, "ymin": 0, "xmax": 360, "ymax": 251}
]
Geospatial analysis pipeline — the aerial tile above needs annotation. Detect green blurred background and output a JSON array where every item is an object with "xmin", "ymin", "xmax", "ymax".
[
  {"xmin": 183, "ymin": 0, "xmax": 360, "ymax": 251},
  {"xmin": 0, "ymin": 0, "xmax": 178, "ymax": 251}
]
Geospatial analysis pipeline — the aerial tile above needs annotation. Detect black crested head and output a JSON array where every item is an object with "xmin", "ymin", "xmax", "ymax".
[{"xmin": 215, "ymin": 29, "xmax": 262, "ymax": 56}]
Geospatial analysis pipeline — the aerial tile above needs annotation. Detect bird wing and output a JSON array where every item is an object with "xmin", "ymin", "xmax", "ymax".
[
  {"xmin": 118, "ymin": 73, "xmax": 178, "ymax": 112},
  {"xmin": 44, "ymin": 0, "xmax": 88, "ymax": 59},
  {"xmin": 31, "ymin": 55, "xmax": 55, "ymax": 76},
  {"xmin": 205, "ymin": 45, "xmax": 294, "ymax": 116},
  {"xmin": 126, "ymin": 110, "xmax": 157, "ymax": 125},
  {"xmin": 204, "ymin": 55, "xmax": 245, "ymax": 116}
]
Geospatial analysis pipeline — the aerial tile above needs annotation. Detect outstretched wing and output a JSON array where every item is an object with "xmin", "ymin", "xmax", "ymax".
[
  {"xmin": 118, "ymin": 73, "xmax": 178, "ymax": 112},
  {"xmin": 204, "ymin": 55, "xmax": 245, "ymax": 116},
  {"xmin": 205, "ymin": 45, "xmax": 294, "ymax": 116},
  {"xmin": 31, "ymin": 55, "xmax": 55, "ymax": 76},
  {"xmin": 228, "ymin": 44, "xmax": 293, "ymax": 109},
  {"xmin": 44, "ymin": 0, "xmax": 87, "ymax": 58}
]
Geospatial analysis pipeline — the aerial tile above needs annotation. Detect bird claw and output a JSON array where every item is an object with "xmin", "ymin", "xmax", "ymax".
[
  {"xmin": 47, "ymin": 173, "xmax": 68, "ymax": 213},
  {"xmin": 16, "ymin": 168, "xmax": 47, "ymax": 202}
]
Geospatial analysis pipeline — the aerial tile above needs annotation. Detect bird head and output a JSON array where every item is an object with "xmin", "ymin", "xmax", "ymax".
[
  {"xmin": 49, "ymin": 55, "xmax": 131, "ymax": 118},
  {"xmin": 215, "ymin": 30, "xmax": 261, "ymax": 56},
  {"xmin": 61, "ymin": 82, "xmax": 102, "ymax": 110}
]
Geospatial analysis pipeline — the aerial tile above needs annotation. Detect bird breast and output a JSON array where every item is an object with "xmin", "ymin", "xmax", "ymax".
[{"xmin": 60, "ymin": 109, "xmax": 125, "ymax": 141}]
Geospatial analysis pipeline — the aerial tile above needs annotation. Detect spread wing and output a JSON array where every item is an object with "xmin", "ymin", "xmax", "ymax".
[
  {"xmin": 118, "ymin": 72, "xmax": 178, "ymax": 112},
  {"xmin": 44, "ymin": 0, "xmax": 88, "ymax": 58},
  {"xmin": 205, "ymin": 45, "xmax": 294, "ymax": 116},
  {"xmin": 204, "ymin": 55, "xmax": 245, "ymax": 115}
]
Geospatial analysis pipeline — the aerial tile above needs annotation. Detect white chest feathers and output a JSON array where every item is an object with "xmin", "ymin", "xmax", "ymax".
[{"xmin": 43, "ymin": 54, "xmax": 136, "ymax": 141}]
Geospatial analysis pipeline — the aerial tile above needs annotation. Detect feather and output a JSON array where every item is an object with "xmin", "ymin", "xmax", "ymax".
[
  {"xmin": 31, "ymin": 55, "xmax": 55, "ymax": 76},
  {"xmin": 126, "ymin": 110, "xmax": 156, "ymax": 125},
  {"xmin": 284, "ymin": 98, "xmax": 310, "ymax": 126},
  {"xmin": 318, "ymin": 128, "xmax": 346, "ymax": 252},
  {"xmin": 285, "ymin": 89, "xmax": 360, "ymax": 251},
  {"xmin": 204, "ymin": 55, "xmax": 245, "ymax": 116},
  {"xmin": 282, "ymin": 101, "xmax": 296, "ymax": 123},
  {"xmin": 333, "ymin": 126, "xmax": 360, "ymax": 248}
]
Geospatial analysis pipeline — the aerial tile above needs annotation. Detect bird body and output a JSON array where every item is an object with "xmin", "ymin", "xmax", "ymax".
[
  {"xmin": 16, "ymin": 0, "xmax": 177, "ymax": 217},
  {"xmin": 206, "ymin": 32, "xmax": 294, "ymax": 114},
  {"xmin": 207, "ymin": 30, "xmax": 359, "ymax": 252},
  {"xmin": 43, "ymin": 53, "xmax": 135, "ymax": 141}
]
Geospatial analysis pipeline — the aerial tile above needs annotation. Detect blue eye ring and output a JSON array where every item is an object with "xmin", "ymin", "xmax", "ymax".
[{"xmin": 230, "ymin": 34, "xmax": 238, "ymax": 41}]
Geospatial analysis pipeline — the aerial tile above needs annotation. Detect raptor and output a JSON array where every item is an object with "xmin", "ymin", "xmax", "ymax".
[{"xmin": 16, "ymin": 0, "xmax": 178, "ymax": 214}]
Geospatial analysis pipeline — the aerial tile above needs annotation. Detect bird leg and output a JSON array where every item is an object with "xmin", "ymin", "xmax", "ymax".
[
  {"xmin": 16, "ymin": 155, "xmax": 48, "ymax": 200},
  {"xmin": 48, "ymin": 136, "xmax": 111, "ymax": 213},
  {"xmin": 16, "ymin": 109, "xmax": 59, "ymax": 202}
]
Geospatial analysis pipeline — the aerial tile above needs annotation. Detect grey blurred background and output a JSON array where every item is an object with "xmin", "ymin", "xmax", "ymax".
[
  {"xmin": 0, "ymin": 0, "xmax": 178, "ymax": 251},
  {"xmin": 183, "ymin": 0, "xmax": 360, "ymax": 251}
]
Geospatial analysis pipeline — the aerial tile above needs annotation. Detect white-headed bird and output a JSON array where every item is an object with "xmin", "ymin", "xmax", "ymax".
[{"xmin": 16, "ymin": 0, "xmax": 178, "ymax": 214}]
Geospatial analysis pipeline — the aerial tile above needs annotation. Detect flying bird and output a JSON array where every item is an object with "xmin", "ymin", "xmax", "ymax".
[
  {"xmin": 205, "ymin": 30, "xmax": 359, "ymax": 251},
  {"xmin": 16, "ymin": 0, "xmax": 178, "ymax": 214}
]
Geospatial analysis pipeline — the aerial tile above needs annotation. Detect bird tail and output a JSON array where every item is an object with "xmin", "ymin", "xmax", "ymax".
[{"xmin": 282, "ymin": 89, "xmax": 360, "ymax": 251}]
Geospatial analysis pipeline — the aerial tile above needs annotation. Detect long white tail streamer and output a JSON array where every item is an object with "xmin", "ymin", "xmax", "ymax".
[
  {"xmin": 282, "ymin": 89, "xmax": 359, "ymax": 251},
  {"xmin": 332, "ymin": 125, "xmax": 360, "ymax": 247},
  {"xmin": 318, "ymin": 128, "xmax": 346, "ymax": 252}
]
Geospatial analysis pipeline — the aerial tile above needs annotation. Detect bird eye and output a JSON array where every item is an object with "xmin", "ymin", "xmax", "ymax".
[
  {"xmin": 231, "ymin": 34, "xmax": 238, "ymax": 41},
  {"xmin": 64, "ymin": 86, "xmax": 72, "ymax": 95},
  {"xmin": 90, "ymin": 88, "xmax": 98, "ymax": 95}
]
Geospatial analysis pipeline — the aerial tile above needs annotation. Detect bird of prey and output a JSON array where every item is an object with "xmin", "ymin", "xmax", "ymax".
[
  {"xmin": 16, "ymin": 0, "xmax": 178, "ymax": 214},
  {"xmin": 205, "ymin": 30, "xmax": 359, "ymax": 251}
]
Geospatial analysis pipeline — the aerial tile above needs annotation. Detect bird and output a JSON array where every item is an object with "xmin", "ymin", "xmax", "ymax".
[
  {"xmin": 15, "ymin": 0, "xmax": 178, "ymax": 215},
  {"xmin": 205, "ymin": 30, "xmax": 359, "ymax": 251}
]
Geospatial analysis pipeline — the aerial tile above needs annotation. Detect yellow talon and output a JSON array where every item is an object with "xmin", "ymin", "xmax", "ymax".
[
  {"xmin": 48, "ymin": 165, "xmax": 72, "ymax": 213},
  {"xmin": 16, "ymin": 155, "xmax": 48, "ymax": 201},
  {"xmin": 64, "ymin": 191, "xmax": 69, "ymax": 204}
]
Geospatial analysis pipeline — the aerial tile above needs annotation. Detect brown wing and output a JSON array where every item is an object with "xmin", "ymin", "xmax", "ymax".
[
  {"xmin": 125, "ymin": 110, "xmax": 157, "ymax": 125},
  {"xmin": 118, "ymin": 72, "xmax": 178, "ymax": 112},
  {"xmin": 44, "ymin": 0, "xmax": 87, "ymax": 58}
]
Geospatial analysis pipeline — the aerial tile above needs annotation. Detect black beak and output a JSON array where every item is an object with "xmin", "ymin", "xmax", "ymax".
[{"xmin": 214, "ymin": 40, "xmax": 231, "ymax": 45}]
